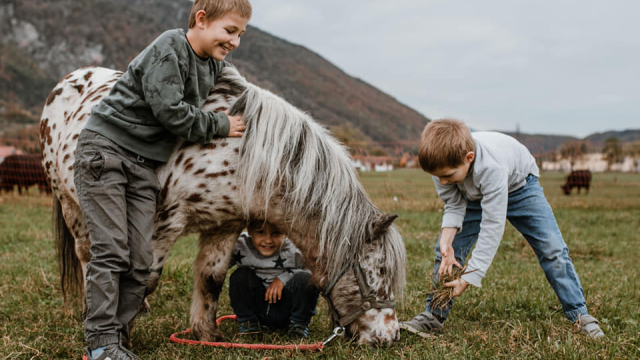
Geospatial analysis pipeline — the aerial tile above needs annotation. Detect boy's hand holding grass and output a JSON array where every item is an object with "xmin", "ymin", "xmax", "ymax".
[
  {"xmin": 439, "ymin": 246, "xmax": 468, "ymax": 297},
  {"xmin": 444, "ymin": 278, "xmax": 468, "ymax": 297},
  {"xmin": 427, "ymin": 227, "xmax": 474, "ymax": 309},
  {"xmin": 438, "ymin": 227, "xmax": 462, "ymax": 276},
  {"xmin": 437, "ymin": 228, "xmax": 469, "ymax": 297}
]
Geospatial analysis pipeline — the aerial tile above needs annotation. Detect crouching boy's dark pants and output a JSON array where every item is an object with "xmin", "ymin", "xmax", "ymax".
[{"xmin": 229, "ymin": 267, "xmax": 319, "ymax": 327}]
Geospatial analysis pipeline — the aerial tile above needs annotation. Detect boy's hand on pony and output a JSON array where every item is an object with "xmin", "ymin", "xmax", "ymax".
[
  {"xmin": 265, "ymin": 278, "xmax": 284, "ymax": 303},
  {"xmin": 225, "ymin": 109, "xmax": 246, "ymax": 137},
  {"xmin": 444, "ymin": 278, "xmax": 469, "ymax": 297}
]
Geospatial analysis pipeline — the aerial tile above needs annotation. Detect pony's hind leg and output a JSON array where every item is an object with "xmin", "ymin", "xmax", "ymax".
[
  {"xmin": 145, "ymin": 220, "xmax": 186, "ymax": 298},
  {"xmin": 190, "ymin": 229, "xmax": 241, "ymax": 341}
]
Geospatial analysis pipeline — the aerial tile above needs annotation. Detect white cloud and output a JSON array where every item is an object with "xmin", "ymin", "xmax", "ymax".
[{"xmin": 248, "ymin": 0, "xmax": 640, "ymax": 137}]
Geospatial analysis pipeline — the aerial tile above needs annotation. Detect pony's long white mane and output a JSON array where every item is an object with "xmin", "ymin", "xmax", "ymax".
[{"xmin": 217, "ymin": 67, "xmax": 405, "ymax": 293}]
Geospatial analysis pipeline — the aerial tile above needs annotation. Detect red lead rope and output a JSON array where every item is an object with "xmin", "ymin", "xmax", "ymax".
[
  {"xmin": 82, "ymin": 314, "xmax": 327, "ymax": 359},
  {"xmin": 169, "ymin": 314, "xmax": 326, "ymax": 351}
]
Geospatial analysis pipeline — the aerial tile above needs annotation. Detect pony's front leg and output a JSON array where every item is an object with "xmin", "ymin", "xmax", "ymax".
[{"xmin": 190, "ymin": 230, "xmax": 239, "ymax": 341}]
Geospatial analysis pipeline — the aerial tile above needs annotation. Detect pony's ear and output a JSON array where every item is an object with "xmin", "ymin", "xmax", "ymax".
[{"xmin": 370, "ymin": 213, "xmax": 399, "ymax": 240}]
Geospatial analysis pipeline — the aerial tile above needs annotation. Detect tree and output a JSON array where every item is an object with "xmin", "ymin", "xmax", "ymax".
[
  {"xmin": 623, "ymin": 140, "xmax": 640, "ymax": 157},
  {"xmin": 559, "ymin": 141, "xmax": 588, "ymax": 171},
  {"xmin": 330, "ymin": 124, "xmax": 389, "ymax": 156},
  {"xmin": 370, "ymin": 147, "xmax": 388, "ymax": 156},
  {"xmin": 602, "ymin": 137, "xmax": 622, "ymax": 170}
]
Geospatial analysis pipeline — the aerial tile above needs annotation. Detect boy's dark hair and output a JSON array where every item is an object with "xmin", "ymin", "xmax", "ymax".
[
  {"xmin": 247, "ymin": 220, "xmax": 283, "ymax": 234},
  {"xmin": 188, "ymin": 0, "xmax": 252, "ymax": 28},
  {"xmin": 247, "ymin": 219, "xmax": 265, "ymax": 232},
  {"xmin": 418, "ymin": 118, "xmax": 475, "ymax": 173}
]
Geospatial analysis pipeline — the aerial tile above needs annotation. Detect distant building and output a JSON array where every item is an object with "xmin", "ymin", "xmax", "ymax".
[
  {"xmin": 610, "ymin": 157, "xmax": 638, "ymax": 172},
  {"xmin": 542, "ymin": 153, "xmax": 638, "ymax": 173},
  {"xmin": 0, "ymin": 146, "xmax": 23, "ymax": 163},
  {"xmin": 351, "ymin": 156, "xmax": 394, "ymax": 172}
]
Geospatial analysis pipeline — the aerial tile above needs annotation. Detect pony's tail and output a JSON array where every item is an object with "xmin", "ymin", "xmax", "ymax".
[{"xmin": 53, "ymin": 196, "xmax": 82, "ymax": 302}]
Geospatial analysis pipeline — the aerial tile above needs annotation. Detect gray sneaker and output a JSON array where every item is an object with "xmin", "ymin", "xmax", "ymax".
[
  {"xmin": 399, "ymin": 311, "xmax": 444, "ymax": 337},
  {"xmin": 84, "ymin": 344, "xmax": 140, "ymax": 360},
  {"xmin": 575, "ymin": 314, "xmax": 605, "ymax": 339}
]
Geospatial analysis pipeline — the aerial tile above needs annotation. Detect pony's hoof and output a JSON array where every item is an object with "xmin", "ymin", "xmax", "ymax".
[
  {"xmin": 193, "ymin": 327, "xmax": 224, "ymax": 342},
  {"xmin": 139, "ymin": 299, "xmax": 151, "ymax": 313}
]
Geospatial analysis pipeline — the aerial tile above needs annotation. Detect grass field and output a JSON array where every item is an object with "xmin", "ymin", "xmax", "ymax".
[{"xmin": 1, "ymin": 170, "xmax": 639, "ymax": 359}]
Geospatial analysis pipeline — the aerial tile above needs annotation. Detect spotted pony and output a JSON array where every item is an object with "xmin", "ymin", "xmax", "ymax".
[{"xmin": 41, "ymin": 66, "xmax": 406, "ymax": 346}]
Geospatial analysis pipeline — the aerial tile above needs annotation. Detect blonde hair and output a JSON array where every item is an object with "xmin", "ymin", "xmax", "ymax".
[
  {"xmin": 188, "ymin": 0, "xmax": 252, "ymax": 28},
  {"xmin": 418, "ymin": 118, "xmax": 475, "ymax": 173}
]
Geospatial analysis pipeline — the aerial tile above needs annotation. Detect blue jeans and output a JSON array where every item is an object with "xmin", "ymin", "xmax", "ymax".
[{"xmin": 426, "ymin": 175, "xmax": 588, "ymax": 322}]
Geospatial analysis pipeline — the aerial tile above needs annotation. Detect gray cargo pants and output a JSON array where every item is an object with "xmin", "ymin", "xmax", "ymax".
[{"xmin": 74, "ymin": 129, "xmax": 161, "ymax": 349}]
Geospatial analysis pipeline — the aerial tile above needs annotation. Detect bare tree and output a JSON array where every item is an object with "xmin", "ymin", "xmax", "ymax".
[
  {"xmin": 559, "ymin": 141, "xmax": 588, "ymax": 171},
  {"xmin": 602, "ymin": 137, "xmax": 622, "ymax": 170},
  {"xmin": 623, "ymin": 140, "xmax": 640, "ymax": 157}
]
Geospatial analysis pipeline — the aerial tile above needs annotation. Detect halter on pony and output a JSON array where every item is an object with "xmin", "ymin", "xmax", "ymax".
[{"xmin": 322, "ymin": 263, "xmax": 396, "ymax": 328}]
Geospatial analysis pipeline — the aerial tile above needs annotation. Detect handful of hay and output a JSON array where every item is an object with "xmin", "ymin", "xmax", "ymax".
[{"xmin": 429, "ymin": 266, "xmax": 476, "ymax": 311}]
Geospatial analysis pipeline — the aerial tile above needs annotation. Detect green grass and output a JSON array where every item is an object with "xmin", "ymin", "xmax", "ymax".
[{"xmin": 1, "ymin": 171, "xmax": 639, "ymax": 359}]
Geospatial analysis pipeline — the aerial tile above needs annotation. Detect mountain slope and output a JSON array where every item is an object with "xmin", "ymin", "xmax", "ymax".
[
  {"xmin": 585, "ymin": 129, "xmax": 640, "ymax": 150},
  {"xmin": 0, "ymin": 0, "xmax": 429, "ymax": 152},
  {"xmin": 229, "ymin": 27, "xmax": 428, "ymax": 146},
  {"xmin": 1, "ymin": 0, "xmax": 636, "ymax": 156},
  {"xmin": 503, "ymin": 132, "xmax": 578, "ymax": 155}
]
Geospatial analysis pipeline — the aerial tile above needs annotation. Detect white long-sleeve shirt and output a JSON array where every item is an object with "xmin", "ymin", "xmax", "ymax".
[{"xmin": 434, "ymin": 132, "xmax": 539, "ymax": 287}]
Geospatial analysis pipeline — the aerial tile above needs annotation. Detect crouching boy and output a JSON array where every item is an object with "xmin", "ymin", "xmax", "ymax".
[
  {"xmin": 401, "ymin": 119, "xmax": 604, "ymax": 339},
  {"xmin": 228, "ymin": 220, "xmax": 319, "ymax": 338}
]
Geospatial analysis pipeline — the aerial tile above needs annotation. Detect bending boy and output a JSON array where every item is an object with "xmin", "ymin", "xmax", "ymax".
[{"xmin": 401, "ymin": 119, "xmax": 604, "ymax": 339}]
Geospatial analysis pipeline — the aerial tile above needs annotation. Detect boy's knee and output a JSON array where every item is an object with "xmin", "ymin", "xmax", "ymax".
[
  {"xmin": 292, "ymin": 271, "xmax": 312, "ymax": 282},
  {"xmin": 291, "ymin": 271, "xmax": 312, "ymax": 286},
  {"xmin": 131, "ymin": 245, "xmax": 153, "ymax": 272},
  {"xmin": 229, "ymin": 266, "xmax": 255, "ymax": 285},
  {"xmin": 539, "ymin": 242, "xmax": 569, "ymax": 262},
  {"xmin": 93, "ymin": 254, "xmax": 130, "ymax": 273},
  {"xmin": 287, "ymin": 272, "xmax": 317, "ymax": 293},
  {"xmin": 127, "ymin": 268, "xmax": 151, "ymax": 289}
]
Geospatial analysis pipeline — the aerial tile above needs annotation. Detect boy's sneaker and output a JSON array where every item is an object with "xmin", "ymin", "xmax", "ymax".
[
  {"xmin": 238, "ymin": 319, "xmax": 261, "ymax": 335},
  {"xmin": 288, "ymin": 323, "xmax": 309, "ymax": 339},
  {"xmin": 84, "ymin": 344, "xmax": 139, "ymax": 360},
  {"xmin": 400, "ymin": 311, "xmax": 444, "ymax": 336},
  {"xmin": 575, "ymin": 314, "xmax": 605, "ymax": 339}
]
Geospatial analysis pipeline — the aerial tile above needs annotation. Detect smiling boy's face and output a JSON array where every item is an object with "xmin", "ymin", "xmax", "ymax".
[
  {"xmin": 189, "ymin": 10, "xmax": 249, "ymax": 60},
  {"xmin": 248, "ymin": 222, "xmax": 285, "ymax": 257},
  {"xmin": 430, "ymin": 151, "xmax": 475, "ymax": 185}
]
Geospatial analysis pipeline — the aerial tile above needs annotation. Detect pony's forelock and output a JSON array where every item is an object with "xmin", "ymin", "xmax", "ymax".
[
  {"xmin": 214, "ymin": 67, "xmax": 405, "ymax": 294},
  {"xmin": 381, "ymin": 225, "xmax": 406, "ymax": 297}
]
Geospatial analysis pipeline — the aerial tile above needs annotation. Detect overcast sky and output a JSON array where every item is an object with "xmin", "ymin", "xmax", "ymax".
[{"xmin": 247, "ymin": 0, "xmax": 639, "ymax": 138}]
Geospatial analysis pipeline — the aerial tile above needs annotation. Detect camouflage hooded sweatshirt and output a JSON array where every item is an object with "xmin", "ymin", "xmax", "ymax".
[{"xmin": 85, "ymin": 29, "xmax": 230, "ymax": 162}]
